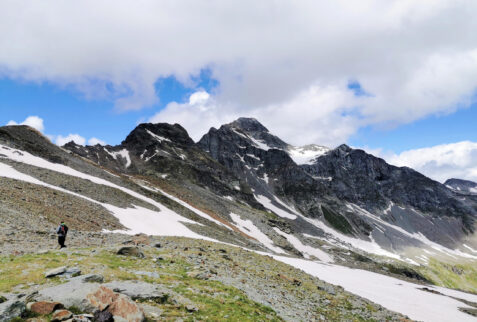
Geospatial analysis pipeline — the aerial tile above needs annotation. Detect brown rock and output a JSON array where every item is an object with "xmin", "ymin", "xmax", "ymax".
[
  {"xmin": 109, "ymin": 294, "xmax": 145, "ymax": 322},
  {"xmin": 51, "ymin": 309, "xmax": 73, "ymax": 321},
  {"xmin": 29, "ymin": 301, "xmax": 64, "ymax": 315},
  {"xmin": 86, "ymin": 286, "xmax": 119, "ymax": 311},
  {"xmin": 86, "ymin": 286, "xmax": 144, "ymax": 322}
]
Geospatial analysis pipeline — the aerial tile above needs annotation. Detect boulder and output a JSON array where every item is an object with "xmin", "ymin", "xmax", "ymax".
[
  {"xmin": 36, "ymin": 278, "xmax": 100, "ymax": 311},
  {"xmin": 45, "ymin": 266, "xmax": 67, "ymax": 278},
  {"xmin": 28, "ymin": 301, "xmax": 64, "ymax": 314},
  {"xmin": 87, "ymin": 286, "xmax": 144, "ymax": 322},
  {"xmin": 116, "ymin": 247, "xmax": 145, "ymax": 258}
]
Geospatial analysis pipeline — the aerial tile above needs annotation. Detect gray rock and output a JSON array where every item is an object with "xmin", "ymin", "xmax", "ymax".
[
  {"xmin": 185, "ymin": 304, "xmax": 199, "ymax": 312},
  {"xmin": 104, "ymin": 281, "xmax": 169, "ymax": 303},
  {"xmin": 45, "ymin": 266, "xmax": 67, "ymax": 278},
  {"xmin": 93, "ymin": 310, "xmax": 114, "ymax": 322},
  {"xmin": 139, "ymin": 303, "xmax": 163, "ymax": 319},
  {"xmin": 116, "ymin": 246, "xmax": 145, "ymax": 258},
  {"xmin": 0, "ymin": 300, "xmax": 26, "ymax": 321},
  {"xmin": 36, "ymin": 278, "xmax": 100, "ymax": 312},
  {"xmin": 82, "ymin": 274, "xmax": 104, "ymax": 283},
  {"xmin": 64, "ymin": 267, "xmax": 82, "ymax": 278}
]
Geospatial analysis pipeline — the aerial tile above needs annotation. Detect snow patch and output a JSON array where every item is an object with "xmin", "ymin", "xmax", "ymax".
[
  {"xmin": 273, "ymin": 228, "xmax": 333, "ymax": 262},
  {"xmin": 287, "ymin": 145, "xmax": 330, "ymax": 165},
  {"xmin": 104, "ymin": 148, "xmax": 131, "ymax": 167},
  {"xmin": 254, "ymin": 194, "xmax": 297, "ymax": 220},
  {"xmin": 145, "ymin": 185, "xmax": 232, "ymax": 230},
  {"xmin": 229, "ymin": 213, "xmax": 285, "ymax": 254},
  {"xmin": 146, "ymin": 129, "xmax": 171, "ymax": 143}
]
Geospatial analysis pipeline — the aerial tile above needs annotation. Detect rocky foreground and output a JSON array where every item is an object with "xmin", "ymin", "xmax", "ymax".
[{"xmin": 0, "ymin": 235, "xmax": 410, "ymax": 321}]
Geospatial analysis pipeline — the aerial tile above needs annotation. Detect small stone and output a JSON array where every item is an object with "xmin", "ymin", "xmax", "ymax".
[
  {"xmin": 52, "ymin": 309, "xmax": 73, "ymax": 322},
  {"xmin": 83, "ymin": 274, "xmax": 104, "ymax": 283},
  {"xmin": 29, "ymin": 301, "xmax": 64, "ymax": 315},
  {"xmin": 116, "ymin": 247, "xmax": 145, "ymax": 258},
  {"xmin": 0, "ymin": 295, "xmax": 6, "ymax": 303},
  {"xmin": 93, "ymin": 310, "xmax": 114, "ymax": 322},
  {"xmin": 71, "ymin": 314, "xmax": 92, "ymax": 322},
  {"xmin": 185, "ymin": 304, "xmax": 199, "ymax": 312},
  {"xmin": 45, "ymin": 266, "xmax": 67, "ymax": 278},
  {"xmin": 153, "ymin": 243, "xmax": 161, "ymax": 248},
  {"xmin": 64, "ymin": 267, "xmax": 82, "ymax": 278}
]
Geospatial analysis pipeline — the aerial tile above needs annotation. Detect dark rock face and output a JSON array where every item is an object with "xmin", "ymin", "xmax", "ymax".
[
  {"xmin": 303, "ymin": 145, "xmax": 475, "ymax": 225},
  {"xmin": 199, "ymin": 118, "xmax": 477, "ymax": 248},
  {"xmin": 445, "ymin": 178, "xmax": 477, "ymax": 195},
  {"xmin": 62, "ymin": 122, "xmax": 261, "ymax": 208}
]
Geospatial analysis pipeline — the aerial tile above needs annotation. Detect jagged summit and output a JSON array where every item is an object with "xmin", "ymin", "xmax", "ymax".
[
  {"xmin": 228, "ymin": 117, "xmax": 270, "ymax": 133},
  {"xmin": 445, "ymin": 178, "xmax": 477, "ymax": 194},
  {"xmin": 123, "ymin": 122, "xmax": 194, "ymax": 147}
]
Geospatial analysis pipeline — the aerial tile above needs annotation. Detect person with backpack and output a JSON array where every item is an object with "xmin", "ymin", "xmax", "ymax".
[{"xmin": 56, "ymin": 222, "xmax": 69, "ymax": 248}]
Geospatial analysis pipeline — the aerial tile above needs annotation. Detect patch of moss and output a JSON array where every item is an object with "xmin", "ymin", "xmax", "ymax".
[
  {"xmin": 417, "ymin": 258, "xmax": 477, "ymax": 293},
  {"xmin": 321, "ymin": 205, "xmax": 354, "ymax": 235}
]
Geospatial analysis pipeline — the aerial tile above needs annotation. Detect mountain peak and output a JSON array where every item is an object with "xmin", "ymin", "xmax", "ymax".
[
  {"xmin": 123, "ymin": 122, "xmax": 194, "ymax": 147},
  {"xmin": 228, "ymin": 117, "xmax": 269, "ymax": 133}
]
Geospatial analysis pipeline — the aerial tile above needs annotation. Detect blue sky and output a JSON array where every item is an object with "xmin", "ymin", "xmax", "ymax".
[{"xmin": 2, "ymin": 75, "xmax": 476, "ymax": 154}]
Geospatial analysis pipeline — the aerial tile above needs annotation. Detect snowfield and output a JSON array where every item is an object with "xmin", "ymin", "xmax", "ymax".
[{"xmin": 273, "ymin": 255, "xmax": 477, "ymax": 322}]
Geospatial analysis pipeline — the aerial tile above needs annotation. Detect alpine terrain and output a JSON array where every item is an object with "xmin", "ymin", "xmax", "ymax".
[{"xmin": 0, "ymin": 119, "xmax": 477, "ymax": 322}]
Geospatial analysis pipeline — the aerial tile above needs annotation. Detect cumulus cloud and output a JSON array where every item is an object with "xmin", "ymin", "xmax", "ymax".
[
  {"xmin": 1, "ymin": 0, "xmax": 477, "ymax": 142},
  {"xmin": 151, "ymin": 86, "xmax": 359, "ymax": 146},
  {"xmin": 382, "ymin": 141, "xmax": 477, "ymax": 183},
  {"xmin": 88, "ymin": 137, "xmax": 106, "ymax": 146},
  {"xmin": 6, "ymin": 116, "xmax": 45, "ymax": 132},
  {"xmin": 55, "ymin": 134, "xmax": 86, "ymax": 146}
]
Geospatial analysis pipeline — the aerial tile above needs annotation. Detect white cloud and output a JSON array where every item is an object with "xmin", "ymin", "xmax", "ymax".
[
  {"xmin": 1, "ymin": 1, "xmax": 477, "ymax": 144},
  {"xmin": 6, "ymin": 116, "xmax": 45, "ymax": 132},
  {"xmin": 381, "ymin": 141, "xmax": 477, "ymax": 183},
  {"xmin": 55, "ymin": 134, "xmax": 86, "ymax": 146},
  {"xmin": 88, "ymin": 137, "xmax": 106, "ymax": 146}
]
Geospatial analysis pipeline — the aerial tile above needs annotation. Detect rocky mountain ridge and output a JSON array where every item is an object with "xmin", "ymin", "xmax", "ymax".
[{"xmin": 1, "ymin": 121, "xmax": 477, "ymax": 321}]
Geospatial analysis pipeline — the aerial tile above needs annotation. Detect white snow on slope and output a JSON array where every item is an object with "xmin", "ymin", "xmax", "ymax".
[
  {"xmin": 272, "ymin": 255, "xmax": 477, "ymax": 322},
  {"xmin": 140, "ymin": 184, "xmax": 232, "ymax": 230},
  {"xmin": 104, "ymin": 148, "xmax": 131, "ymax": 167},
  {"xmin": 0, "ymin": 145, "xmax": 214, "ymax": 240},
  {"xmin": 348, "ymin": 203, "xmax": 477, "ymax": 260},
  {"xmin": 287, "ymin": 145, "xmax": 330, "ymax": 165},
  {"xmin": 230, "ymin": 213, "xmax": 285, "ymax": 254},
  {"xmin": 273, "ymin": 228, "xmax": 333, "ymax": 262},
  {"xmin": 146, "ymin": 129, "xmax": 171, "ymax": 143},
  {"xmin": 248, "ymin": 136, "xmax": 271, "ymax": 151},
  {"xmin": 301, "ymin": 217, "xmax": 401, "ymax": 260},
  {"xmin": 255, "ymin": 194, "xmax": 297, "ymax": 220}
]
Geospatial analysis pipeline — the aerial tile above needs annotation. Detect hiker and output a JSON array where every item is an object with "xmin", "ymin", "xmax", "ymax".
[{"xmin": 56, "ymin": 222, "xmax": 69, "ymax": 248}]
